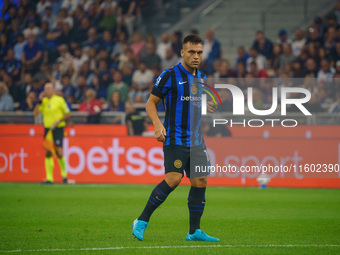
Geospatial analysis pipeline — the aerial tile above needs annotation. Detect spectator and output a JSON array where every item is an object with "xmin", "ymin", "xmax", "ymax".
[
  {"xmin": 279, "ymin": 43, "xmax": 295, "ymax": 70},
  {"xmin": 0, "ymin": 34, "xmax": 10, "ymax": 63},
  {"xmin": 214, "ymin": 59, "xmax": 235, "ymax": 79},
  {"xmin": 74, "ymin": 75, "xmax": 88, "ymax": 103},
  {"xmin": 292, "ymin": 29, "xmax": 306, "ymax": 57},
  {"xmin": 317, "ymin": 59, "xmax": 335, "ymax": 85},
  {"xmin": 252, "ymin": 30, "xmax": 273, "ymax": 59},
  {"xmin": 334, "ymin": 0, "xmax": 340, "ymax": 25},
  {"xmin": 83, "ymin": 27, "xmax": 100, "ymax": 48},
  {"xmin": 276, "ymin": 28, "xmax": 292, "ymax": 45},
  {"xmin": 326, "ymin": 13, "xmax": 339, "ymax": 30},
  {"xmin": 313, "ymin": 16, "xmax": 326, "ymax": 38},
  {"xmin": 130, "ymin": 31, "xmax": 145, "ymax": 59},
  {"xmin": 329, "ymin": 91, "xmax": 340, "ymax": 113},
  {"xmin": 235, "ymin": 46, "xmax": 249, "ymax": 71},
  {"xmin": 62, "ymin": 0, "xmax": 80, "ymax": 14},
  {"xmin": 101, "ymin": 30, "xmax": 115, "ymax": 55},
  {"xmin": 72, "ymin": 17, "xmax": 91, "ymax": 46},
  {"xmin": 60, "ymin": 74, "xmax": 76, "ymax": 103},
  {"xmin": 235, "ymin": 62, "xmax": 247, "ymax": 78},
  {"xmin": 107, "ymin": 70, "xmax": 128, "ymax": 102},
  {"xmin": 98, "ymin": 6, "xmax": 116, "ymax": 33},
  {"xmin": 249, "ymin": 61, "xmax": 268, "ymax": 78},
  {"xmin": 269, "ymin": 44, "xmax": 281, "ymax": 71},
  {"xmin": 202, "ymin": 29, "xmax": 221, "ymax": 75},
  {"xmin": 171, "ymin": 31, "xmax": 182, "ymax": 57},
  {"xmin": 303, "ymin": 58, "xmax": 318, "ymax": 78},
  {"xmin": 23, "ymin": 91, "xmax": 38, "ymax": 111},
  {"xmin": 161, "ymin": 47, "xmax": 180, "ymax": 70},
  {"xmin": 157, "ymin": 33, "xmax": 171, "ymax": 60},
  {"xmin": 246, "ymin": 47, "xmax": 266, "ymax": 72},
  {"xmin": 0, "ymin": 82, "xmax": 14, "ymax": 111},
  {"xmin": 58, "ymin": 21, "xmax": 73, "ymax": 48},
  {"xmin": 111, "ymin": 31, "xmax": 128, "ymax": 62},
  {"xmin": 21, "ymin": 32, "xmax": 43, "ymax": 74},
  {"xmin": 78, "ymin": 88, "xmax": 102, "ymax": 123},
  {"xmin": 3, "ymin": 49, "xmax": 21, "ymax": 82},
  {"xmin": 130, "ymin": 61, "xmax": 153, "ymax": 102},
  {"xmin": 306, "ymin": 27, "xmax": 324, "ymax": 48},
  {"xmin": 106, "ymin": 91, "xmax": 125, "ymax": 112},
  {"xmin": 36, "ymin": 0, "xmax": 50, "ymax": 16},
  {"xmin": 41, "ymin": 5, "xmax": 56, "ymax": 30},
  {"xmin": 117, "ymin": 0, "xmax": 137, "ymax": 37},
  {"xmin": 56, "ymin": 44, "xmax": 77, "ymax": 83},
  {"xmin": 7, "ymin": 19, "xmax": 21, "ymax": 45},
  {"xmin": 142, "ymin": 42, "xmax": 161, "ymax": 69},
  {"xmin": 23, "ymin": 18, "xmax": 40, "ymax": 38},
  {"xmin": 13, "ymin": 34, "xmax": 27, "ymax": 61}
]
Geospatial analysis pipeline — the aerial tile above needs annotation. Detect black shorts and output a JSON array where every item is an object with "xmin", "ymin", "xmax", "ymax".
[
  {"xmin": 44, "ymin": 127, "xmax": 64, "ymax": 147},
  {"xmin": 163, "ymin": 145, "xmax": 210, "ymax": 178}
]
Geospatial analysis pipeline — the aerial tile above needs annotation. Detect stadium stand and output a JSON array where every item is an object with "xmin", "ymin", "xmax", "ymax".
[{"xmin": 0, "ymin": 0, "xmax": 339, "ymax": 125}]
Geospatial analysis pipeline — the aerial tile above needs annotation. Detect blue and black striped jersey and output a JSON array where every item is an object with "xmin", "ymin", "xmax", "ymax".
[{"xmin": 151, "ymin": 62, "xmax": 207, "ymax": 147}]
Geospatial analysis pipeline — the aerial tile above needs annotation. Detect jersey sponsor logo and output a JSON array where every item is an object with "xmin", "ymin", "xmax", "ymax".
[
  {"xmin": 155, "ymin": 76, "xmax": 161, "ymax": 86},
  {"xmin": 191, "ymin": 85, "xmax": 198, "ymax": 94},
  {"xmin": 174, "ymin": 159, "xmax": 182, "ymax": 169},
  {"xmin": 179, "ymin": 81, "xmax": 187, "ymax": 85}
]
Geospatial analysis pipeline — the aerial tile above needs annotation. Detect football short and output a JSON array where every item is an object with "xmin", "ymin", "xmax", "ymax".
[
  {"xmin": 44, "ymin": 127, "xmax": 64, "ymax": 147},
  {"xmin": 163, "ymin": 144, "xmax": 210, "ymax": 178}
]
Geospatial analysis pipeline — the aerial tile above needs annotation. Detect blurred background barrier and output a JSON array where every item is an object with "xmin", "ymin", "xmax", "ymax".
[{"xmin": 0, "ymin": 124, "xmax": 339, "ymax": 188}]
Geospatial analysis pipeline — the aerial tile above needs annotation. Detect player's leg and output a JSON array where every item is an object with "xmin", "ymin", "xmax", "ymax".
[
  {"xmin": 132, "ymin": 172, "xmax": 181, "ymax": 240},
  {"xmin": 138, "ymin": 172, "xmax": 182, "ymax": 222},
  {"xmin": 186, "ymin": 176, "xmax": 219, "ymax": 241},
  {"xmin": 188, "ymin": 176, "xmax": 207, "ymax": 234},
  {"xmin": 44, "ymin": 150, "xmax": 54, "ymax": 183},
  {"xmin": 43, "ymin": 128, "xmax": 54, "ymax": 184},
  {"xmin": 185, "ymin": 146, "xmax": 219, "ymax": 241},
  {"xmin": 132, "ymin": 145, "xmax": 186, "ymax": 240},
  {"xmin": 53, "ymin": 128, "xmax": 67, "ymax": 183}
]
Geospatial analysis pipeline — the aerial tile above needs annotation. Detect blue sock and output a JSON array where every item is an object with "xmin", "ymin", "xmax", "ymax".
[
  {"xmin": 138, "ymin": 180, "xmax": 173, "ymax": 222},
  {"xmin": 188, "ymin": 186, "xmax": 206, "ymax": 234}
]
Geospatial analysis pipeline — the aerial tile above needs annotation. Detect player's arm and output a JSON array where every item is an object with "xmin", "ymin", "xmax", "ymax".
[
  {"xmin": 51, "ymin": 100, "xmax": 71, "ymax": 130},
  {"xmin": 33, "ymin": 91, "xmax": 45, "ymax": 116},
  {"xmin": 146, "ymin": 95, "xmax": 166, "ymax": 142}
]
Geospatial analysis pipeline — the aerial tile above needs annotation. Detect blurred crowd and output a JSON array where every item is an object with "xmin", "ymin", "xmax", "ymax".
[{"xmin": 0, "ymin": 0, "xmax": 340, "ymax": 116}]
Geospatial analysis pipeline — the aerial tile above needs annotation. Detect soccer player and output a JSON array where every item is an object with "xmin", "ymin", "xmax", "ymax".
[
  {"xmin": 33, "ymin": 83, "xmax": 71, "ymax": 184},
  {"xmin": 132, "ymin": 34, "xmax": 219, "ymax": 241}
]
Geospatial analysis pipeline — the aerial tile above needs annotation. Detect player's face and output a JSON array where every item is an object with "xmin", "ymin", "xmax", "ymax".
[
  {"xmin": 44, "ymin": 83, "xmax": 55, "ymax": 98},
  {"xmin": 181, "ymin": 42, "xmax": 203, "ymax": 70}
]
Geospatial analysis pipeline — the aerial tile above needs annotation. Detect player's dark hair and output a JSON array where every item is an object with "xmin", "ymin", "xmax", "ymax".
[{"xmin": 183, "ymin": 34, "xmax": 203, "ymax": 45}]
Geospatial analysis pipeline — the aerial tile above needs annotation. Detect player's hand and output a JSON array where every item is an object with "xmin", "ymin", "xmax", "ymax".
[
  {"xmin": 154, "ymin": 124, "xmax": 166, "ymax": 142},
  {"xmin": 51, "ymin": 121, "xmax": 59, "ymax": 131},
  {"xmin": 207, "ymin": 100, "xmax": 217, "ymax": 113},
  {"xmin": 39, "ymin": 92, "xmax": 46, "ymax": 100}
]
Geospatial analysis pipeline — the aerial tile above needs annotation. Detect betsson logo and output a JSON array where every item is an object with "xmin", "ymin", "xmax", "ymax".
[{"xmin": 63, "ymin": 138, "xmax": 164, "ymax": 176}]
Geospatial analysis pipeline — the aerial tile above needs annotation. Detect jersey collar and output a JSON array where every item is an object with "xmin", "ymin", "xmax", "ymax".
[{"xmin": 178, "ymin": 62, "xmax": 197, "ymax": 77}]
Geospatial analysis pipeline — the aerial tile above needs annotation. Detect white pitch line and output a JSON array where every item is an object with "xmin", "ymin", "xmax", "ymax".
[{"xmin": 1, "ymin": 244, "xmax": 340, "ymax": 253}]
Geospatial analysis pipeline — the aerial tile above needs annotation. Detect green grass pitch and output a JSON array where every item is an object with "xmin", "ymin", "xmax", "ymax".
[{"xmin": 0, "ymin": 183, "xmax": 340, "ymax": 255}]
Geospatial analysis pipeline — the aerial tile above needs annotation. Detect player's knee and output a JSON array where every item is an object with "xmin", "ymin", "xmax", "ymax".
[
  {"xmin": 45, "ymin": 151, "xmax": 52, "ymax": 157},
  {"xmin": 192, "ymin": 177, "xmax": 207, "ymax": 188},
  {"xmin": 164, "ymin": 174, "xmax": 182, "ymax": 189},
  {"xmin": 55, "ymin": 148, "xmax": 63, "ymax": 158}
]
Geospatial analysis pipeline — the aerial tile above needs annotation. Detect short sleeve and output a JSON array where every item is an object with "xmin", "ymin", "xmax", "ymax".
[
  {"xmin": 151, "ymin": 70, "xmax": 171, "ymax": 99},
  {"xmin": 61, "ymin": 98, "xmax": 70, "ymax": 114}
]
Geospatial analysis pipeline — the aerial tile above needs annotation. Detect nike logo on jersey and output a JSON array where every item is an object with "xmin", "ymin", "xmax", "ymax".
[{"xmin": 179, "ymin": 81, "xmax": 187, "ymax": 84}]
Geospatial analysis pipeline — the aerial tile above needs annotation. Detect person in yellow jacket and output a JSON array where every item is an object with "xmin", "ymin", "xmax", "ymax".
[{"xmin": 33, "ymin": 82, "xmax": 71, "ymax": 184}]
